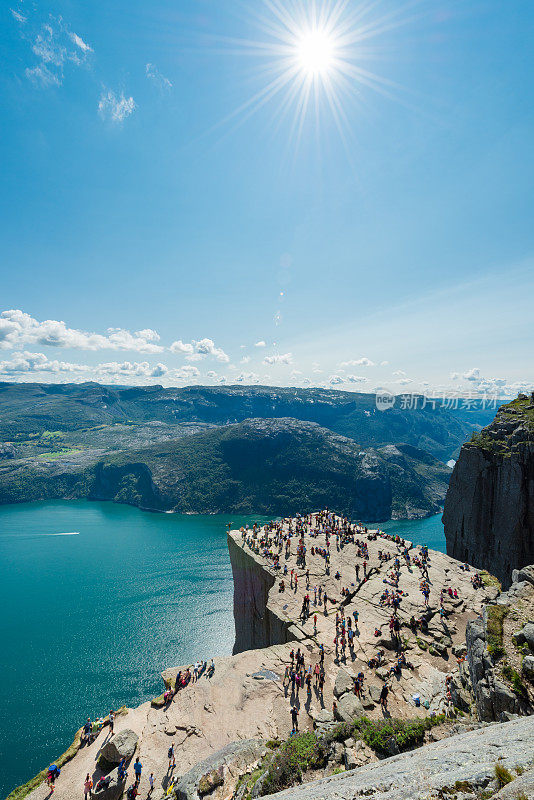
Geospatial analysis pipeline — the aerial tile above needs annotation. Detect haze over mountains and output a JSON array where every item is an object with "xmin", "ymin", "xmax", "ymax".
[{"xmin": 0, "ymin": 382, "xmax": 495, "ymax": 520}]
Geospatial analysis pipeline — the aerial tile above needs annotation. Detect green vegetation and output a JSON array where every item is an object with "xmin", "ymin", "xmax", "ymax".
[
  {"xmin": 37, "ymin": 448, "xmax": 81, "ymax": 460},
  {"xmin": 416, "ymin": 638, "xmax": 428, "ymax": 650},
  {"xmin": 260, "ymin": 732, "xmax": 329, "ymax": 796},
  {"xmin": 486, "ymin": 605, "xmax": 509, "ymax": 660},
  {"xmin": 494, "ymin": 763, "xmax": 514, "ymax": 788},
  {"xmin": 480, "ymin": 570, "xmax": 502, "ymax": 591},
  {"xmin": 501, "ymin": 664, "xmax": 528, "ymax": 699}
]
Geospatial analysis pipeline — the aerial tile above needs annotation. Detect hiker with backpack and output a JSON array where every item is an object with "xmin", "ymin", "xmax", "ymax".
[{"xmin": 168, "ymin": 742, "xmax": 175, "ymax": 769}]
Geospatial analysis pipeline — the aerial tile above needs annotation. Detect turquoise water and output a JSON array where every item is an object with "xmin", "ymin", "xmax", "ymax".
[
  {"xmin": 0, "ymin": 502, "xmax": 445, "ymax": 798},
  {"xmin": 374, "ymin": 512, "xmax": 446, "ymax": 552},
  {"xmin": 0, "ymin": 501, "xmax": 267, "ymax": 799}
]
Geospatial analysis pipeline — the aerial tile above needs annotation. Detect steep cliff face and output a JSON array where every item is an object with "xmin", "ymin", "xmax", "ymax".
[
  {"xmin": 443, "ymin": 395, "xmax": 534, "ymax": 588},
  {"xmin": 227, "ymin": 533, "xmax": 295, "ymax": 654}
]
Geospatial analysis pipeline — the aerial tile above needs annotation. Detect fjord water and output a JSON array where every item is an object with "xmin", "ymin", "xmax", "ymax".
[
  {"xmin": 0, "ymin": 501, "xmax": 265, "ymax": 798},
  {"xmin": 0, "ymin": 501, "xmax": 445, "ymax": 798}
]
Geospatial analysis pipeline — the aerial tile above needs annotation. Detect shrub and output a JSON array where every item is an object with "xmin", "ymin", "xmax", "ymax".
[
  {"xmin": 260, "ymin": 732, "xmax": 328, "ymax": 796},
  {"xmin": 502, "ymin": 664, "xmax": 528, "ymax": 699},
  {"xmin": 486, "ymin": 605, "xmax": 509, "ymax": 660},
  {"xmin": 494, "ymin": 763, "xmax": 514, "ymax": 787}
]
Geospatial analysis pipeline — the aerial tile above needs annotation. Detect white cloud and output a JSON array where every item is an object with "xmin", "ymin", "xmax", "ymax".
[
  {"xmin": 235, "ymin": 372, "xmax": 260, "ymax": 383},
  {"xmin": 194, "ymin": 338, "xmax": 229, "ymax": 362},
  {"xmin": 168, "ymin": 365, "xmax": 200, "ymax": 380},
  {"xmin": 25, "ymin": 64, "xmax": 61, "ymax": 87},
  {"xmin": 98, "ymin": 90, "xmax": 136, "ymax": 123},
  {"xmin": 169, "ymin": 337, "xmax": 229, "ymax": 362},
  {"xmin": 329, "ymin": 375, "xmax": 345, "ymax": 385},
  {"xmin": 145, "ymin": 63, "xmax": 172, "ymax": 91},
  {"xmin": 254, "ymin": 340, "xmax": 266, "ymax": 347},
  {"xmin": 19, "ymin": 16, "xmax": 93, "ymax": 88},
  {"xmin": 340, "ymin": 357, "xmax": 375, "ymax": 368},
  {"xmin": 290, "ymin": 370, "xmax": 302, "ymax": 377},
  {"xmin": 240, "ymin": 356, "xmax": 251, "ymax": 364},
  {"xmin": 11, "ymin": 9, "xmax": 27, "ymax": 24},
  {"xmin": 0, "ymin": 310, "xmax": 163, "ymax": 353},
  {"xmin": 380, "ymin": 361, "xmax": 389, "ymax": 366},
  {"xmin": 0, "ymin": 351, "xmax": 86, "ymax": 374},
  {"xmin": 394, "ymin": 377, "xmax": 413, "ymax": 386},
  {"xmin": 169, "ymin": 340, "xmax": 194, "ymax": 355},
  {"xmin": 95, "ymin": 361, "xmax": 168, "ymax": 379},
  {"xmin": 393, "ymin": 370, "xmax": 406, "ymax": 377},
  {"xmin": 451, "ymin": 372, "xmax": 460, "ymax": 380},
  {"xmin": 68, "ymin": 32, "xmax": 92, "ymax": 53},
  {"xmin": 463, "ymin": 368, "xmax": 480, "ymax": 381},
  {"xmin": 263, "ymin": 353, "xmax": 293, "ymax": 366},
  {"xmin": 346, "ymin": 375, "xmax": 369, "ymax": 383}
]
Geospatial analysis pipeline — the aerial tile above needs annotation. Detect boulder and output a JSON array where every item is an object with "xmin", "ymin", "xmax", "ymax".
[
  {"xmin": 98, "ymin": 729, "xmax": 138, "ymax": 767},
  {"xmin": 333, "ymin": 669, "xmax": 354, "ymax": 698},
  {"xmin": 334, "ymin": 693, "xmax": 364, "ymax": 723},
  {"xmin": 512, "ymin": 566, "xmax": 534, "ymax": 587},
  {"xmin": 368, "ymin": 685, "xmax": 383, "ymax": 704},
  {"xmin": 361, "ymin": 695, "xmax": 375, "ymax": 710},
  {"xmin": 329, "ymin": 741, "xmax": 344, "ymax": 764},
  {"xmin": 313, "ymin": 708, "xmax": 334, "ymax": 727},
  {"xmin": 93, "ymin": 768, "xmax": 126, "ymax": 800},
  {"xmin": 521, "ymin": 622, "xmax": 534, "ymax": 649},
  {"xmin": 522, "ymin": 655, "xmax": 534, "ymax": 676},
  {"xmin": 174, "ymin": 739, "xmax": 266, "ymax": 800}
]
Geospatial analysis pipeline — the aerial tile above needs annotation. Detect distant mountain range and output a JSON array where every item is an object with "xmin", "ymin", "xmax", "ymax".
[{"xmin": 0, "ymin": 382, "xmax": 495, "ymax": 520}]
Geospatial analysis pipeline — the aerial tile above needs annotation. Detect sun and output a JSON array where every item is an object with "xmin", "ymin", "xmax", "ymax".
[
  {"xmin": 209, "ymin": 0, "xmax": 410, "ymax": 152},
  {"xmin": 295, "ymin": 29, "xmax": 336, "ymax": 76}
]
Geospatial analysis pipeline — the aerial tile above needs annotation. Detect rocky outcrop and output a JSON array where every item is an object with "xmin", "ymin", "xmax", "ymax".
[
  {"xmin": 97, "ymin": 729, "xmax": 138, "ymax": 767},
  {"xmin": 443, "ymin": 395, "xmax": 534, "ymax": 588},
  {"xmin": 227, "ymin": 534, "xmax": 295, "ymax": 654},
  {"xmin": 465, "ymin": 567, "xmax": 534, "ymax": 721},
  {"xmin": 466, "ymin": 614, "xmax": 524, "ymax": 721},
  {"xmin": 174, "ymin": 739, "xmax": 267, "ymax": 800},
  {"xmin": 260, "ymin": 716, "xmax": 534, "ymax": 800}
]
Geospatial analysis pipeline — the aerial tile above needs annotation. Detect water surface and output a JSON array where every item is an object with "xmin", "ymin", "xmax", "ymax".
[{"xmin": 0, "ymin": 501, "xmax": 264, "ymax": 798}]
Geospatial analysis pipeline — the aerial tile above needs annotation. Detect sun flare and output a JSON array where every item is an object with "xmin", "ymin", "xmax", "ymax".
[
  {"xmin": 295, "ymin": 29, "xmax": 336, "ymax": 76},
  {"xmin": 211, "ymin": 0, "xmax": 410, "ymax": 152}
]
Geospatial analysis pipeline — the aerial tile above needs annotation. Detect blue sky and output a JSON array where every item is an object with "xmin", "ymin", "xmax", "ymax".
[{"xmin": 1, "ymin": 0, "xmax": 533, "ymax": 398}]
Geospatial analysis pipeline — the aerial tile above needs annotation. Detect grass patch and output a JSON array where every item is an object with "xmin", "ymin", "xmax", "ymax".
[
  {"xmin": 502, "ymin": 664, "xmax": 529, "ymax": 699},
  {"xmin": 416, "ymin": 638, "xmax": 428, "ymax": 651},
  {"xmin": 260, "ymin": 732, "xmax": 329, "ymax": 796},
  {"xmin": 480, "ymin": 571, "xmax": 502, "ymax": 591},
  {"xmin": 494, "ymin": 763, "xmax": 514, "ymax": 788},
  {"xmin": 38, "ymin": 448, "xmax": 82, "ymax": 460},
  {"xmin": 323, "ymin": 715, "xmax": 446, "ymax": 754},
  {"xmin": 486, "ymin": 605, "xmax": 509, "ymax": 660}
]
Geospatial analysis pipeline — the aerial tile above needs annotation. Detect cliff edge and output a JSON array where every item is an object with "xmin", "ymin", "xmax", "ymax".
[{"xmin": 443, "ymin": 394, "xmax": 534, "ymax": 588}]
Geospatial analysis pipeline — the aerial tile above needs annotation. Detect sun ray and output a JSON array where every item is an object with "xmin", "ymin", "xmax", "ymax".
[{"xmin": 197, "ymin": 0, "xmax": 426, "ymax": 157}]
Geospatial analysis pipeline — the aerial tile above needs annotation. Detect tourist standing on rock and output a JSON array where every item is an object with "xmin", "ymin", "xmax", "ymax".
[
  {"xmin": 134, "ymin": 756, "xmax": 142, "ymax": 785},
  {"xmin": 168, "ymin": 742, "xmax": 175, "ymax": 769},
  {"xmin": 290, "ymin": 705, "xmax": 299, "ymax": 732},
  {"xmin": 83, "ymin": 718, "xmax": 92, "ymax": 745},
  {"xmin": 84, "ymin": 773, "xmax": 93, "ymax": 799},
  {"xmin": 148, "ymin": 773, "xmax": 155, "ymax": 796},
  {"xmin": 380, "ymin": 683, "xmax": 389, "ymax": 710},
  {"xmin": 109, "ymin": 709, "xmax": 114, "ymax": 735}
]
